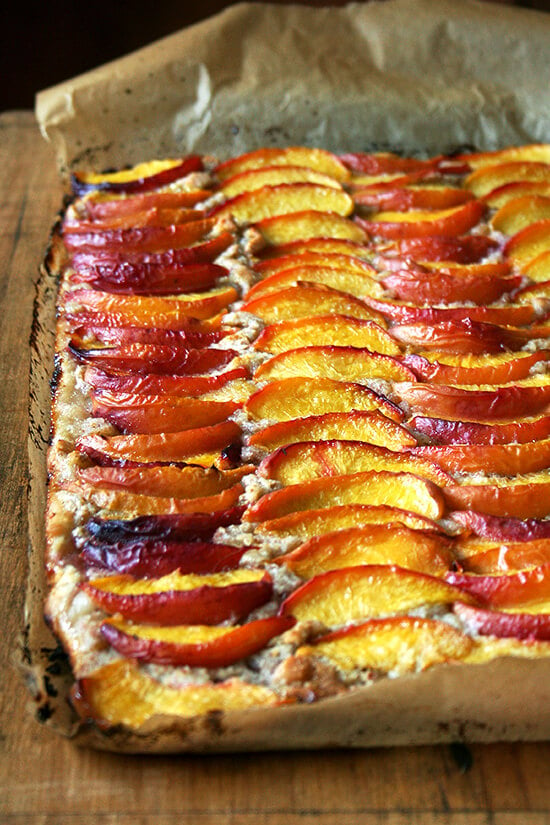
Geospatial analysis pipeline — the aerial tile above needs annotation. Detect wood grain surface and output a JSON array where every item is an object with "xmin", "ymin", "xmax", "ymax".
[{"xmin": 1, "ymin": 111, "xmax": 549, "ymax": 825}]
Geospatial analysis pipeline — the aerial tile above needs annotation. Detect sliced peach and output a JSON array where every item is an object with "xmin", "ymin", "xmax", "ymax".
[
  {"xmin": 523, "ymin": 250, "xmax": 550, "ymax": 282},
  {"xmin": 491, "ymin": 195, "xmax": 550, "ymax": 236},
  {"xmin": 63, "ymin": 218, "xmax": 217, "ymax": 254},
  {"xmin": 484, "ymin": 181, "xmax": 550, "ymax": 209},
  {"xmin": 395, "ymin": 377, "xmax": 550, "ymax": 422},
  {"xmin": 72, "ymin": 659, "xmax": 280, "ymax": 728},
  {"xmin": 254, "ymin": 346, "xmax": 416, "ymax": 384},
  {"xmin": 340, "ymin": 152, "xmax": 442, "ymax": 176},
  {"xmin": 245, "ymin": 264, "xmax": 383, "ymax": 301},
  {"xmin": 255, "ymin": 210, "xmax": 367, "ymax": 245},
  {"xmin": 454, "ymin": 602, "xmax": 550, "ymax": 641},
  {"xmin": 255, "ymin": 503, "xmax": 443, "ymax": 540},
  {"xmin": 449, "ymin": 510, "xmax": 550, "ymax": 543},
  {"xmin": 379, "ymin": 234, "xmax": 499, "ymax": 264},
  {"xmin": 443, "ymin": 471, "xmax": 550, "ymax": 520},
  {"xmin": 354, "ymin": 185, "xmax": 474, "ymax": 211},
  {"xmin": 276, "ymin": 524, "xmax": 454, "ymax": 578},
  {"xmin": 257, "ymin": 237, "xmax": 371, "ymax": 260},
  {"xmin": 244, "ymin": 470, "xmax": 444, "ymax": 523},
  {"xmin": 84, "ymin": 366, "xmax": 248, "ymax": 398},
  {"xmin": 211, "ymin": 183, "xmax": 354, "ymax": 223},
  {"xmin": 215, "ymin": 147, "xmax": 351, "ymax": 183},
  {"xmin": 503, "ymin": 219, "xmax": 550, "ymax": 269},
  {"xmin": 279, "ymin": 565, "xmax": 474, "ymax": 625},
  {"xmin": 254, "ymin": 315, "xmax": 398, "ymax": 356},
  {"xmin": 71, "ymin": 261, "xmax": 226, "ymax": 295},
  {"xmin": 65, "ymin": 206, "xmax": 207, "ymax": 233},
  {"xmin": 241, "ymin": 283, "xmax": 383, "ymax": 325},
  {"xmin": 381, "ymin": 269, "xmax": 520, "ymax": 306},
  {"xmin": 297, "ymin": 616, "xmax": 472, "ymax": 673},
  {"xmin": 254, "ymin": 251, "xmax": 377, "ymax": 278},
  {"xmin": 83, "ymin": 188, "xmax": 211, "ymax": 219},
  {"xmin": 411, "ymin": 414, "xmax": 550, "ymax": 445},
  {"xmin": 76, "ymin": 464, "xmax": 251, "ymax": 499},
  {"xmin": 71, "ymin": 342, "xmax": 237, "ymax": 375},
  {"xmin": 66, "ymin": 287, "xmax": 237, "ymax": 326},
  {"xmin": 389, "ymin": 320, "xmax": 550, "ymax": 355},
  {"xmin": 71, "ymin": 156, "xmax": 203, "ymax": 195},
  {"xmin": 68, "ymin": 481, "xmax": 244, "ymax": 518},
  {"xmin": 410, "ymin": 439, "xmax": 550, "ymax": 476},
  {"xmin": 245, "ymin": 377, "xmax": 402, "ymax": 423},
  {"xmin": 86, "ymin": 507, "xmax": 246, "ymax": 545},
  {"xmin": 459, "ymin": 145, "xmax": 550, "ymax": 169},
  {"xmin": 83, "ymin": 568, "xmax": 271, "ymax": 624},
  {"xmin": 72, "ymin": 321, "xmax": 224, "ymax": 349},
  {"xmin": 356, "ymin": 201, "xmax": 484, "ymax": 240},
  {"xmin": 446, "ymin": 563, "xmax": 550, "ymax": 609},
  {"xmin": 401, "ymin": 350, "xmax": 550, "ymax": 386},
  {"xmin": 514, "ymin": 280, "xmax": 550, "ymax": 304},
  {"xmin": 220, "ymin": 165, "xmax": 343, "ymax": 197},
  {"xmin": 258, "ymin": 441, "xmax": 451, "ymax": 487},
  {"xmin": 457, "ymin": 539, "xmax": 550, "ymax": 575},
  {"xmin": 76, "ymin": 420, "xmax": 241, "ymax": 466},
  {"xmin": 363, "ymin": 296, "xmax": 536, "ymax": 327},
  {"xmin": 248, "ymin": 410, "xmax": 415, "ymax": 452},
  {"xmin": 92, "ymin": 397, "xmax": 240, "ymax": 435},
  {"xmin": 465, "ymin": 162, "xmax": 550, "ymax": 198},
  {"xmin": 100, "ymin": 615, "xmax": 294, "ymax": 667}
]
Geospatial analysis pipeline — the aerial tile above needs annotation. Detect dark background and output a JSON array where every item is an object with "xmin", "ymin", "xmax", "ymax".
[{"xmin": 2, "ymin": 0, "xmax": 549, "ymax": 111}]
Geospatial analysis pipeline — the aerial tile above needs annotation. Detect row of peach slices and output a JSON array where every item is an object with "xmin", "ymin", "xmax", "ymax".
[{"xmin": 52, "ymin": 144, "xmax": 550, "ymax": 730}]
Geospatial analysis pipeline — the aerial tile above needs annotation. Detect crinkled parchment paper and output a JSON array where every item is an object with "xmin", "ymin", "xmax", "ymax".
[{"xmin": 25, "ymin": 0, "xmax": 550, "ymax": 749}]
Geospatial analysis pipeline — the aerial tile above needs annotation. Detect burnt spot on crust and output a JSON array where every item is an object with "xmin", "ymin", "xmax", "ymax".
[{"xmin": 275, "ymin": 654, "xmax": 348, "ymax": 702}]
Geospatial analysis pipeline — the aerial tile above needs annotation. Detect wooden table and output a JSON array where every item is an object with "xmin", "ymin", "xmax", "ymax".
[{"xmin": 1, "ymin": 110, "xmax": 549, "ymax": 825}]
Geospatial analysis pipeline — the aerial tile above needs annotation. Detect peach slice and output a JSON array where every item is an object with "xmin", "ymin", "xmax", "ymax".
[
  {"xmin": 63, "ymin": 218, "xmax": 217, "ymax": 255},
  {"xmin": 215, "ymin": 147, "xmax": 351, "ymax": 182},
  {"xmin": 92, "ymin": 397, "xmax": 240, "ymax": 435},
  {"xmin": 76, "ymin": 420, "xmax": 242, "ymax": 467},
  {"xmin": 71, "ymin": 156, "xmax": 203, "ymax": 195},
  {"xmin": 389, "ymin": 320, "xmax": 550, "ymax": 355},
  {"xmin": 255, "ymin": 210, "xmax": 367, "ymax": 245},
  {"xmin": 454, "ymin": 602, "xmax": 550, "ymax": 641},
  {"xmin": 279, "ymin": 565, "xmax": 474, "ymax": 625},
  {"xmin": 411, "ymin": 414, "xmax": 550, "ymax": 446},
  {"xmin": 410, "ymin": 439, "xmax": 550, "ymax": 476},
  {"xmin": 254, "ymin": 250, "xmax": 377, "ymax": 278},
  {"xmin": 245, "ymin": 264, "xmax": 384, "ymax": 301},
  {"xmin": 276, "ymin": 524, "xmax": 454, "ymax": 578},
  {"xmin": 257, "ymin": 237, "xmax": 371, "ymax": 260},
  {"xmin": 356, "ymin": 201, "xmax": 484, "ymax": 240},
  {"xmin": 72, "ymin": 320, "xmax": 225, "ymax": 349},
  {"xmin": 503, "ymin": 219, "xmax": 550, "ymax": 269},
  {"xmin": 82, "ymin": 536, "xmax": 248, "ymax": 577},
  {"xmin": 254, "ymin": 316, "xmax": 398, "ymax": 356},
  {"xmin": 241, "ymin": 283, "xmax": 383, "ymax": 324},
  {"xmin": 86, "ymin": 506, "xmax": 246, "ymax": 545},
  {"xmin": 71, "ymin": 342, "xmax": 237, "ymax": 375},
  {"xmin": 446, "ymin": 563, "xmax": 550, "ymax": 609},
  {"xmin": 442, "ymin": 472, "xmax": 550, "ymax": 520},
  {"xmin": 297, "ymin": 616, "xmax": 473, "ymax": 673},
  {"xmin": 363, "ymin": 296, "xmax": 536, "ymax": 327},
  {"xmin": 464, "ymin": 162, "xmax": 550, "ymax": 198},
  {"xmin": 248, "ymin": 410, "xmax": 416, "ymax": 452},
  {"xmin": 379, "ymin": 234, "xmax": 499, "ymax": 264},
  {"xmin": 523, "ymin": 250, "xmax": 550, "ymax": 282},
  {"xmin": 64, "ymin": 206, "xmax": 207, "ymax": 234},
  {"xmin": 258, "ymin": 441, "xmax": 451, "ymax": 487},
  {"xmin": 256, "ymin": 504, "xmax": 443, "ymax": 542},
  {"xmin": 254, "ymin": 346, "xmax": 416, "ymax": 384},
  {"xmin": 71, "ymin": 261, "xmax": 227, "ymax": 296},
  {"xmin": 456, "ymin": 539, "xmax": 550, "ymax": 575},
  {"xmin": 458, "ymin": 144, "xmax": 550, "ymax": 169},
  {"xmin": 100, "ymin": 615, "xmax": 294, "ymax": 667},
  {"xmin": 381, "ymin": 269, "xmax": 520, "ymax": 306},
  {"xmin": 395, "ymin": 377, "xmax": 550, "ymax": 422},
  {"xmin": 65, "ymin": 287, "xmax": 237, "ymax": 327},
  {"xmin": 401, "ymin": 350, "xmax": 550, "ymax": 385},
  {"xmin": 72, "ymin": 659, "xmax": 280, "ymax": 728},
  {"xmin": 68, "ymin": 481, "xmax": 244, "ymax": 518},
  {"xmin": 76, "ymin": 464, "xmax": 252, "ymax": 499},
  {"xmin": 245, "ymin": 377, "xmax": 402, "ymax": 423},
  {"xmin": 84, "ymin": 366, "xmax": 248, "ymax": 398},
  {"xmin": 83, "ymin": 568, "xmax": 272, "ymax": 624},
  {"xmin": 244, "ymin": 470, "xmax": 444, "ymax": 523},
  {"xmin": 449, "ymin": 510, "xmax": 550, "ymax": 543},
  {"xmin": 484, "ymin": 181, "xmax": 550, "ymax": 209},
  {"xmin": 83, "ymin": 188, "xmax": 211, "ymax": 219},
  {"xmin": 354, "ymin": 185, "xmax": 474, "ymax": 211},
  {"xmin": 340, "ymin": 152, "xmax": 444, "ymax": 176},
  {"xmin": 211, "ymin": 183, "xmax": 354, "ymax": 223},
  {"xmin": 491, "ymin": 195, "xmax": 550, "ymax": 236},
  {"xmin": 220, "ymin": 165, "xmax": 343, "ymax": 197}
]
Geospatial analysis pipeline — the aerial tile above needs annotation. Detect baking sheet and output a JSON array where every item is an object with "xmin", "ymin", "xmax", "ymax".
[
  {"xmin": 35, "ymin": 0, "xmax": 550, "ymax": 178},
  {"xmin": 25, "ymin": 0, "xmax": 550, "ymax": 749}
]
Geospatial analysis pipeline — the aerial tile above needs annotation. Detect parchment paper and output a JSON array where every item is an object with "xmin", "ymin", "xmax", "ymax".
[
  {"xmin": 36, "ymin": 0, "xmax": 550, "ymax": 179},
  {"xmin": 26, "ymin": 0, "xmax": 550, "ymax": 749}
]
